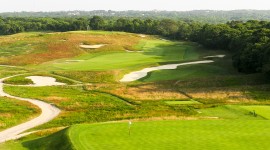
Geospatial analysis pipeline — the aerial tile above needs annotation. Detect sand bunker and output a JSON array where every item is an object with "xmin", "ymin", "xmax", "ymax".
[
  {"xmin": 120, "ymin": 60, "xmax": 214, "ymax": 82},
  {"xmin": 65, "ymin": 60, "xmax": 84, "ymax": 62},
  {"xmin": 80, "ymin": 44, "xmax": 105, "ymax": 49},
  {"xmin": 204, "ymin": 55, "xmax": 226, "ymax": 59},
  {"xmin": 139, "ymin": 34, "xmax": 146, "ymax": 38},
  {"xmin": 0, "ymin": 65, "xmax": 16, "ymax": 68},
  {"xmin": 26, "ymin": 76, "xmax": 65, "ymax": 86}
]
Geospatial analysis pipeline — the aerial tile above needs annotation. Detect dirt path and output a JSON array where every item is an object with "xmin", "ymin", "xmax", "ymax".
[
  {"xmin": 120, "ymin": 60, "xmax": 214, "ymax": 82},
  {"xmin": 0, "ymin": 75, "xmax": 61, "ymax": 143}
]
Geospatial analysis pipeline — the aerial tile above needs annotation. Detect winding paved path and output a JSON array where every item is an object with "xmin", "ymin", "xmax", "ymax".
[{"xmin": 0, "ymin": 75, "xmax": 61, "ymax": 143}]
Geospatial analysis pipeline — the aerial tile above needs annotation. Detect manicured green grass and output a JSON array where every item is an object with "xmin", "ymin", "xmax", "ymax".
[
  {"xmin": 50, "ymin": 52, "xmax": 160, "ymax": 71},
  {"xmin": 3, "ymin": 120, "xmax": 270, "ymax": 150},
  {"xmin": 141, "ymin": 53, "xmax": 238, "ymax": 82},
  {"xmin": 0, "ymin": 97, "xmax": 39, "ymax": 131},
  {"xmin": 241, "ymin": 106, "xmax": 270, "ymax": 119},
  {"xmin": 198, "ymin": 105, "xmax": 264, "ymax": 120},
  {"xmin": 68, "ymin": 120, "xmax": 270, "ymax": 150},
  {"xmin": 46, "ymin": 40, "xmax": 200, "ymax": 71},
  {"xmin": 174, "ymin": 73, "xmax": 269, "ymax": 89},
  {"xmin": 141, "ymin": 63, "xmax": 228, "ymax": 82}
]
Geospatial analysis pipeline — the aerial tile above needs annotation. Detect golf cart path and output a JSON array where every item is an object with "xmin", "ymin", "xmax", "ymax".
[{"xmin": 0, "ymin": 75, "xmax": 61, "ymax": 143}]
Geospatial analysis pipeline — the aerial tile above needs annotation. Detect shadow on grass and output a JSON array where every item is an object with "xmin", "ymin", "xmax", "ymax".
[{"xmin": 22, "ymin": 128, "xmax": 74, "ymax": 150}]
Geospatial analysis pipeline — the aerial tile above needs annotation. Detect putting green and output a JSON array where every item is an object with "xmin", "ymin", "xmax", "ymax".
[{"xmin": 68, "ymin": 120, "xmax": 270, "ymax": 150}]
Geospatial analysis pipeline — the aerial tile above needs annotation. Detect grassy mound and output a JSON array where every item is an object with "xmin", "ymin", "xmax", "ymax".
[
  {"xmin": 0, "ymin": 31, "xmax": 143, "ymax": 65},
  {"xmin": 22, "ymin": 128, "xmax": 74, "ymax": 150}
]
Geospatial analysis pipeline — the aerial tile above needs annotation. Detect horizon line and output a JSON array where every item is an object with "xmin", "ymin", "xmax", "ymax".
[{"xmin": 1, "ymin": 9, "xmax": 270, "ymax": 13}]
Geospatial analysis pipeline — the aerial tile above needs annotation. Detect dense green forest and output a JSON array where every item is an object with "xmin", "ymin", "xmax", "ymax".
[{"xmin": 0, "ymin": 16, "xmax": 269, "ymax": 77}]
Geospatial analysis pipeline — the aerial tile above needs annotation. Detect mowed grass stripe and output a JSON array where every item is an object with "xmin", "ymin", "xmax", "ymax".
[
  {"xmin": 241, "ymin": 106, "xmax": 270, "ymax": 119},
  {"xmin": 69, "ymin": 120, "xmax": 270, "ymax": 150}
]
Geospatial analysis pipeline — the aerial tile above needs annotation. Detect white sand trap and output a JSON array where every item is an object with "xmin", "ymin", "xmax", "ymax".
[
  {"xmin": 26, "ymin": 76, "xmax": 65, "ymax": 86},
  {"xmin": 80, "ymin": 44, "xmax": 105, "ymax": 49},
  {"xmin": 204, "ymin": 55, "xmax": 226, "ymax": 59},
  {"xmin": 120, "ymin": 60, "xmax": 214, "ymax": 82},
  {"xmin": 139, "ymin": 34, "xmax": 146, "ymax": 38},
  {"xmin": 65, "ymin": 60, "xmax": 84, "ymax": 62}
]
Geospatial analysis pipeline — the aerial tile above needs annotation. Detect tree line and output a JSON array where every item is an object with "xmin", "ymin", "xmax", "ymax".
[
  {"xmin": 2, "ymin": 10, "xmax": 270, "ymax": 23},
  {"xmin": 0, "ymin": 16, "xmax": 269, "ymax": 76}
]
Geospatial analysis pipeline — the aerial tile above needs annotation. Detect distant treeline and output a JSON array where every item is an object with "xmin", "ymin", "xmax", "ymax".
[
  {"xmin": 0, "ymin": 16, "xmax": 269, "ymax": 76},
  {"xmin": 2, "ymin": 10, "xmax": 270, "ymax": 23}
]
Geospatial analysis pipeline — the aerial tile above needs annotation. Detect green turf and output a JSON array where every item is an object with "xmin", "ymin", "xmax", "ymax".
[
  {"xmin": 140, "ymin": 53, "xmax": 238, "ymax": 82},
  {"xmin": 241, "ymin": 106, "xmax": 270, "ymax": 119},
  {"xmin": 67, "ymin": 120, "xmax": 270, "ymax": 150},
  {"xmin": 197, "ymin": 105, "xmax": 265, "ymax": 120},
  {"xmin": 45, "ymin": 40, "xmax": 200, "ymax": 71},
  {"xmin": 50, "ymin": 52, "xmax": 160, "ymax": 71},
  {"xmin": 3, "ymin": 120, "xmax": 270, "ymax": 150}
]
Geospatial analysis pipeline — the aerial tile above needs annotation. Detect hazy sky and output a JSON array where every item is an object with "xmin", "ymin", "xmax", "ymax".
[{"xmin": 1, "ymin": 0, "xmax": 270, "ymax": 12}]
